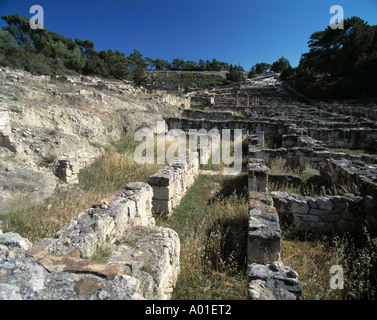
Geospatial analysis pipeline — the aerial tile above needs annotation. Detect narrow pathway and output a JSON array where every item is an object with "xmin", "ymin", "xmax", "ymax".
[{"xmin": 155, "ymin": 173, "xmax": 249, "ymax": 300}]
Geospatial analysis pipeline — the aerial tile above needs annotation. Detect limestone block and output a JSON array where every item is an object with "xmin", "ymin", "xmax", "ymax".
[
  {"xmin": 316, "ymin": 197, "xmax": 334, "ymax": 211},
  {"xmin": 148, "ymin": 168, "xmax": 177, "ymax": 186},
  {"xmin": 94, "ymin": 213, "xmax": 116, "ymax": 245},
  {"xmin": 247, "ymin": 202, "xmax": 281, "ymax": 265},
  {"xmin": 123, "ymin": 182, "xmax": 154, "ymax": 226},
  {"xmin": 0, "ymin": 232, "xmax": 32, "ymax": 251},
  {"xmin": 248, "ymin": 262, "xmax": 301, "ymax": 300},
  {"xmin": 309, "ymin": 208, "xmax": 324, "ymax": 216},
  {"xmin": 288, "ymin": 199, "xmax": 309, "ymax": 214},
  {"xmin": 108, "ymin": 225, "xmax": 180, "ymax": 300},
  {"xmin": 248, "ymin": 160, "xmax": 268, "ymax": 193},
  {"xmin": 152, "ymin": 184, "xmax": 177, "ymax": 201},
  {"xmin": 152, "ymin": 199, "xmax": 173, "ymax": 215}
]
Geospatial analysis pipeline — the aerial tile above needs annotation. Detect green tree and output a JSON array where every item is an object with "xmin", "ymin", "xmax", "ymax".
[
  {"xmin": 74, "ymin": 38, "xmax": 95, "ymax": 58},
  {"xmin": 0, "ymin": 29, "xmax": 17, "ymax": 53},
  {"xmin": 226, "ymin": 64, "xmax": 245, "ymax": 82},
  {"xmin": 248, "ymin": 66, "xmax": 257, "ymax": 79},
  {"xmin": 127, "ymin": 49, "xmax": 148, "ymax": 70},
  {"xmin": 1, "ymin": 14, "xmax": 35, "ymax": 52},
  {"xmin": 171, "ymin": 58, "xmax": 184, "ymax": 70},
  {"xmin": 151, "ymin": 58, "xmax": 171, "ymax": 70},
  {"xmin": 182, "ymin": 60, "xmax": 199, "ymax": 71},
  {"xmin": 132, "ymin": 66, "xmax": 148, "ymax": 86},
  {"xmin": 100, "ymin": 49, "xmax": 131, "ymax": 79},
  {"xmin": 254, "ymin": 62, "xmax": 271, "ymax": 74},
  {"xmin": 270, "ymin": 56, "xmax": 291, "ymax": 73},
  {"xmin": 291, "ymin": 16, "xmax": 377, "ymax": 99}
]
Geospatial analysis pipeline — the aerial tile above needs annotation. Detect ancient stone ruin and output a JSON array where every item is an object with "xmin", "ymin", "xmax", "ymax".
[
  {"xmin": 164, "ymin": 75, "xmax": 377, "ymax": 300},
  {"xmin": 1, "ymin": 73, "xmax": 377, "ymax": 300}
]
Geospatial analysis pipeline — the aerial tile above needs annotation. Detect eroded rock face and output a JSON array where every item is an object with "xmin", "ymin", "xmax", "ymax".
[
  {"xmin": 0, "ymin": 67, "xmax": 187, "ymax": 214},
  {"xmin": 0, "ymin": 227, "xmax": 180, "ymax": 300},
  {"xmin": 0, "ymin": 164, "xmax": 57, "ymax": 214}
]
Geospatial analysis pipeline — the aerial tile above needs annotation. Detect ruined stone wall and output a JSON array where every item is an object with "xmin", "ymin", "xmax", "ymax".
[
  {"xmin": 0, "ymin": 182, "xmax": 181, "ymax": 300},
  {"xmin": 253, "ymin": 147, "xmax": 331, "ymax": 170},
  {"xmin": 307, "ymin": 127, "xmax": 377, "ymax": 149},
  {"xmin": 247, "ymin": 158, "xmax": 301, "ymax": 300},
  {"xmin": 271, "ymin": 191, "xmax": 370, "ymax": 234},
  {"xmin": 321, "ymin": 159, "xmax": 377, "ymax": 195},
  {"xmin": 182, "ymin": 109, "xmax": 240, "ymax": 121},
  {"xmin": 321, "ymin": 103, "xmax": 377, "ymax": 121},
  {"xmin": 166, "ymin": 118, "xmax": 292, "ymax": 140},
  {"xmin": 148, "ymin": 150, "xmax": 200, "ymax": 215},
  {"xmin": 248, "ymin": 133, "xmax": 377, "ymax": 234},
  {"xmin": 148, "ymin": 133, "xmax": 220, "ymax": 215}
]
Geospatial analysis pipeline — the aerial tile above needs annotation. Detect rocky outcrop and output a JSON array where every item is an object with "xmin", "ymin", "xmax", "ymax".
[
  {"xmin": 0, "ymin": 67, "xmax": 187, "ymax": 214},
  {"xmin": 0, "ymin": 164, "xmax": 56, "ymax": 214}
]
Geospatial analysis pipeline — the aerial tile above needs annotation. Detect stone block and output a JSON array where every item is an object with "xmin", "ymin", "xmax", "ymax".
[
  {"xmin": 247, "ymin": 205, "xmax": 281, "ymax": 265},
  {"xmin": 123, "ymin": 182, "xmax": 154, "ymax": 226},
  {"xmin": 152, "ymin": 184, "xmax": 177, "ymax": 201},
  {"xmin": 108, "ymin": 225, "xmax": 180, "ymax": 300},
  {"xmin": 301, "ymin": 214, "xmax": 321, "ymax": 222},
  {"xmin": 152, "ymin": 199, "xmax": 172, "ymax": 215},
  {"xmin": 309, "ymin": 208, "xmax": 324, "ymax": 216},
  {"xmin": 148, "ymin": 168, "xmax": 176, "ymax": 186},
  {"xmin": 288, "ymin": 199, "xmax": 309, "ymax": 214},
  {"xmin": 248, "ymin": 262, "xmax": 301, "ymax": 300},
  {"xmin": 316, "ymin": 197, "xmax": 334, "ymax": 211}
]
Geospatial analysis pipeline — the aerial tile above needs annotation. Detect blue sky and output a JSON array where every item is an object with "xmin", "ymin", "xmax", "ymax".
[{"xmin": 1, "ymin": 0, "xmax": 377, "ymax": 70}]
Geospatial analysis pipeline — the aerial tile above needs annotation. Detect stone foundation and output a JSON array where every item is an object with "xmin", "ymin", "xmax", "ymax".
[
  {"xmin": 0, "ymin": 182, "xmax": 180, "ymax": 300},
  {"xmin": 148, "ymin": 132, "xmax": 220, "ymax": 215}
]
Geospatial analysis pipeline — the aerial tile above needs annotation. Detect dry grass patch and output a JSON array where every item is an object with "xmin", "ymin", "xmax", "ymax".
[{"xmin": 0, "ymin": 136, "xmax": 163, "ymax": 243}]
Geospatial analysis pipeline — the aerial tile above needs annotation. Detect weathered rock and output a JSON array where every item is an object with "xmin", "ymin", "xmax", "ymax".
[
  {"xmin": 0, "ymin": 164, "xmax": 57, "ymax": 215},
  {"xmin": 248, "ymin": 194, "xmax": 281, "ymax": 264},
  {"xmin": 108, "ymin": 225, "xmax": 181, "ymax": 300},
  {"xmin": 248, "ymin": 262, "xmax": 301, "ymax": 300},
  {"xmin": 37, "ymin": 252, "xmax": 118, "ymax": 280},
  {"xmin": 0, "ymin": 232, "xmax": 32, "ymax": 251},
  {"xmin": 288, "ymin": 199, "xmax": 309, "ymax": 214},
  {"xmin": 74, "ymin": 276, "xmax": 104, "ymax": 296}
]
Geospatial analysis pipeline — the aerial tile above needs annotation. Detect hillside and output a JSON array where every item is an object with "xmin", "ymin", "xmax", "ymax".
[{"xmin": 0, "ymin": 66, "xmax": 187, "ymax": 214}]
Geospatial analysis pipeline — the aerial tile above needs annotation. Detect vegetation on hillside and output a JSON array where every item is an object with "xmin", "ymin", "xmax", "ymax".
[
  {"xmin": 147, "ymin": 72, "xmax": 231, "ymax": 89},
  {"xmin": 0, "ymin": 14, "xmax": 237, "ymax": 88},
  {"xmin": 283, "ymin": 17, "xmax": 377, "ymax": 100}
]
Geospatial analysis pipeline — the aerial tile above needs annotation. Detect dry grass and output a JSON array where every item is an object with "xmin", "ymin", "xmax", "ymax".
[
  {"xmin": 0, "ymin": 136, "xmax": 163, "ymax": 243},
  {"xmin": 156, "ymin": 174, "xmax": 249, "ymax": 300},
  {"xmin": 281, "ymin": 235, "xmax": 342, "ymax": 300},
  {"xmin": 268, "ymin": 157, "xmax": 318, "ymax": 181},
  {"xmin": 281, "ymin": 227, "xmax": 377, "ymax": 300}
]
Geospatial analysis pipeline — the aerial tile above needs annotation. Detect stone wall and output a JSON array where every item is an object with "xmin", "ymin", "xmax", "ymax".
[
  {"xmin": 271, "ymin": 191, "xmax": 371, "ymax": 234},
  {"xmin": 247, "ymin": 132, "xmax": 377, "ymax": 234},
  {"xmin": 0, "ymin": 182, "xmax": 181, "ymax": 300},
  {"xmin": 320, "ymin": 103, "xmax": 377, "ymax": 121},
  {"xmin": 307, "ymin": 127, "xmax": 377, "ymax": 149},
  {"xmin": 321, "ymin": 158, "xmax": 377, "ymax": 195},
  {"xmin": 247, "ymin": 158, "xmax": 301, "ymax": 300},
  {"xmin": 55, "ymin": 158, "xmax": 80, "ymax": 184},
  {"xmin": 148, "ymin": 133, "xmax": 220, "ymax": 215},
  {"xmin": 166, "ymin": 118, "xmax": 291, "ymax": 140},
  {"xmin": 182, "ymin": 109, "xmax": 240, "ymax": 121},
  {"xmin": 148, "ymin": 150, "xmax": 199, "ymax": 215}
]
